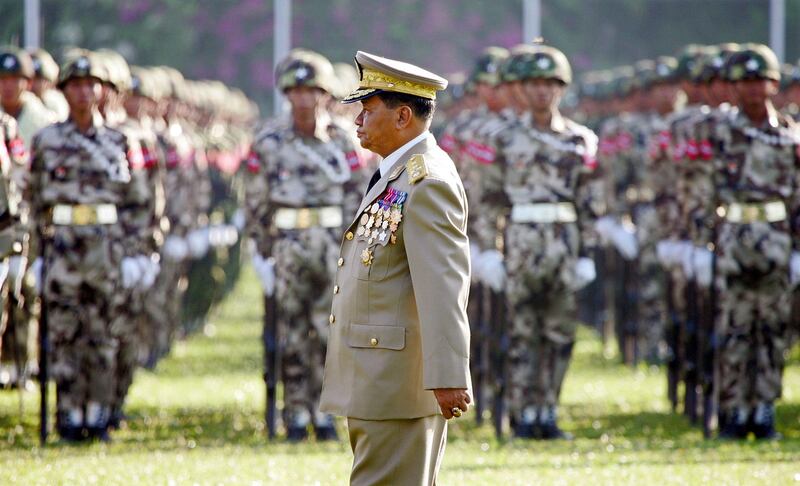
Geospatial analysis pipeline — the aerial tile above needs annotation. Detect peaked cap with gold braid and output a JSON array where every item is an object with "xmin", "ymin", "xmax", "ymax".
[{"xmin": 341, "ymin": 51, "xmax": 448, "ymax": 104}]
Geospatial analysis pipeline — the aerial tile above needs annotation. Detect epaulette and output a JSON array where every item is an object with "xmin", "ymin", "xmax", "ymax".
[{"xmin": 406, "ymin": 154, "xmax": 428, "ymax": 184}]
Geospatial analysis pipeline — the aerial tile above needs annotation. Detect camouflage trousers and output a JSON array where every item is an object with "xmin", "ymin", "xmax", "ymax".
[
  {"xmin": 112, "ymin": 287, "xmax": 146, "ymax": 412},
  {"xmin": 148, "ymin": 258, "xmax": 185, "ymax": 362},
  {"xmin": 716, "ymin": 221, "xmax": 791, "ymax": 412},
  {"xmin": 271, "ymin": 227, "xmax": 337, "ymax": 427},
  {"xmin": 44, "ymin": 236, "xmax": 124, "ymax": 412},
  {"xmin": 634, "ymin": 204, "xmax": 668, "ymax": 363},
  {"xmin": 504, "ymin": 222, "xmax": 580, "ymax": 418}
]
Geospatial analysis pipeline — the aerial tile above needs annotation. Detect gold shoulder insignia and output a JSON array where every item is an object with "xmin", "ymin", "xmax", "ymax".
[{"xmin": 406, "ymin": 154, "xmax": 428, "ymax": 184}]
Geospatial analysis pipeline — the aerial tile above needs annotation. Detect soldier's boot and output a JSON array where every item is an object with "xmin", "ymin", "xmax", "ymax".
[
  {"xmin": 0, "ymin": 363, "xmax": 18, "ymax": 389},
  {"xmin": 313, "ymin": 413, "xmax": 339, "ymax": 442},
  {"xmin": 718, "ymin": 407, "xmax": 748, "ymax": 440},
  {"xmin": 85, "ymin": 401, "xmax": 112, "ymax": 442},
  {"xmin": 56, "ymin": 407, "xmax": 85, "ymax": 442},
  {"xmin": 109, "ymin": 406, "xmax": 129, "ymax": 430},
  {"xmin": 539, "ymin": 405, "xmax": 573, "ymax": 441},
  {"xmin": 512, "ymin": 406, "xmax": 539, "ymax": 439},
  {"xmin": 286, "ymin": 409, "xmax": 310, "ymax": 442},
  {"xmin": 751, "ymin": 402, "xmax": 781, "ymax": 441}
]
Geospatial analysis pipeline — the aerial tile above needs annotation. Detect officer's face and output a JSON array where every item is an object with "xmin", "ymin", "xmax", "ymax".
[
  {"xmin": 63, "ymin": 77, "xmax": 101, "ymax": 113},
  {"xmin": 523, "ymin": 78, "xmax": 563, "ymax": 113},
  {"xmin": 355, "ymin": 95, "xmax": 401, "ymax": 156},
  {"xmin": 0, "ymin": 74, "xmax": 28, "ymax": 105}
]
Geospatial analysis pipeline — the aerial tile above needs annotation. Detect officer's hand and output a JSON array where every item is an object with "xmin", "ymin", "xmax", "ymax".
[{"xmin": 433, "ymin": 388, "xmax": 470, "ymax": 419}]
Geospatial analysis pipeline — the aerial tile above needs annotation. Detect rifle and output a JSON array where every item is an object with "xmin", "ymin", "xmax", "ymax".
[
  {"xmin": 263, "ymin": 291, "xmax": 279, "ymax": 439},
  {"xmin": 490, "ymin": 288, "xmax": 507, "ymax": 438},
  {"xmin": 37, "ymin": 232, "xmax": 49, "ymax": 445},
  {"xmin": 683, "ymin": 278, "xmax": 699, "ymax": 424},
  {"xmin": 468, "ymin": 283, "xmax": 485, "ymax": 426},
  {"xmin": 665, "ymin": 273, "xmax": 681, "ymax": 412}
]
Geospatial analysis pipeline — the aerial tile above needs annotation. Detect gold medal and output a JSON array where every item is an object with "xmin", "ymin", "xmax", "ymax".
[
  {"xmin": 389, "ymin": 209, "xmax": 402, "ymax": 224},
  {"xmin": 390, "ymin": 234, "xmax": 397, "ymax": 244},
  {"xmin": 356, "ymin": 225, "xmax": 366, "ymax": 236},
  {"xmin": 360, "ymin": 213, "xmax": 369, "ymax": 225},
  {"xmin": 381, "ymin": 220, "xmax": 389, "ymax": 230},
  {"xmin": 389, "ymin": 223, "xmax": 398, "ymax": 232},
  {"xmin": 371, "ymin": 229, "xmax": 379, "ymax": 239},
  {"xmin": 360, "ymin": 248, "xmax": 373, "ymax": 266},
  {"xmin": 370, "ymin": 203, "xmax": 380, "ymax": 214},
  {"xmin": 365, "ymin": 216, "xmax": 374, "ymax": 229},
  {"xmin": 379, "ymin": 231, "xmax": 387, "ymax": 242}
]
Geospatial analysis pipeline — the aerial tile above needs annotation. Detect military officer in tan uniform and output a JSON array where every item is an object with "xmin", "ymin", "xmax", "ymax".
[{"xmin": 319, "ymin": 51, "xmax": 471, "ymax": 486}]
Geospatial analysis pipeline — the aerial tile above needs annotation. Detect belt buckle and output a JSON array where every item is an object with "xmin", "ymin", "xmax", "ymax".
[
  {"xmin": 296, "ymin": 208, "xmax": 312, "ymax": 229},
  {"xmin": 72, "ymin": 205, "xmax": 95, "ymax": 225}
]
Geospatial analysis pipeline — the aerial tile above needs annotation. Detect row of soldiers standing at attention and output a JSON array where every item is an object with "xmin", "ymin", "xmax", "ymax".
[
  {"xmin": 438, "ymin": 41, "xmax": 799, "ymax": 441},
  {"xmin": 0, "ymin": 45, "xmax": 255, "ymax": 442}
]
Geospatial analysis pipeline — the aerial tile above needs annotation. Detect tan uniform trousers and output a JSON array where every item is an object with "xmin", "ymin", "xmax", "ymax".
[{"xmin": 347, "ymin": 415, "xmax": 447, "ymax": 486}]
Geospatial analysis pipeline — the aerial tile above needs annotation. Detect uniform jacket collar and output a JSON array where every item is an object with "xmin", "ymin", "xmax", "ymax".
[{"xmin": 353, "ymin": 132, "xmax": 434, "ymax": 225}]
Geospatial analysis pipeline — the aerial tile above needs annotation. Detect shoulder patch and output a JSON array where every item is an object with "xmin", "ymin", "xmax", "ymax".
[{"xmin": 406, "ymin": 154, "xmax": 428, "ymax": 184}]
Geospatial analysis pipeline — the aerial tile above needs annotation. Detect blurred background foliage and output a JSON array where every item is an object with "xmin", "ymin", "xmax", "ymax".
[{"xmin": 0, "ymin": 0, "xmax": 797, "ymax": 110}]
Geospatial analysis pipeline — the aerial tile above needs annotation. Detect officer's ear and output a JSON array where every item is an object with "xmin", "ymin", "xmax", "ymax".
[{"xmin": 395, "ymin": 105, "xmax": 413, "ymax": 129}]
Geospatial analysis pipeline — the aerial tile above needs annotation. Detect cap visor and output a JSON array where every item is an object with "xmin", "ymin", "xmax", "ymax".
[{"xmin": 341, "ymin": 87, "xmax": 382, "ymax": 104}]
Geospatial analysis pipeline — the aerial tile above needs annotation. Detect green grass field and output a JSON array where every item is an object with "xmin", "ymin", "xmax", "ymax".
[{"xmin": 1, "ymin": 267, "xmax": 799, "ymax": 485}]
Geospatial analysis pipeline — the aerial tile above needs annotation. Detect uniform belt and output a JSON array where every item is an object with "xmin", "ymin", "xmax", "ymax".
[
  {"xmin": 273, "ymin": 206, "xmax": 343, "ymax": 230},
  {"xmin": 510, "ymin": 202, "xmax": 577, "ymax": 224},
  {"xmin": 51, "ymin": 204, "xmax": 118, "ymax": 226},
  {"xmin": 719, "ymin": 200, "xmax": 787, "ymax": 223}
]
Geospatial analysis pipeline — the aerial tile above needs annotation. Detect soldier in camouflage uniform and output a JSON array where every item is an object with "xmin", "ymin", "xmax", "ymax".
[
  {"xmin": 28, "ymin": 51, "xmax": 150, "ymax": 441},
  {"xmin": 690, "ymin": 45, "xmax": 799, "ymax": 440},
  {"xmin": 0, "ymin": 113, "xmax": 27, "ymax": 382},
  {"xmin": 474, "ymin": 44, "xmax": 610, "ymax": 439},
  {"xmin": 28, "ymin": 48, "xmax": 69, "ymax": 121},
  {"xmin": 245, "ymin": 50, "xmax": 364, "ymax": 441},
  {"xmin": 0, "ymin": 47, "xmax": 55, "ymax": 145}
]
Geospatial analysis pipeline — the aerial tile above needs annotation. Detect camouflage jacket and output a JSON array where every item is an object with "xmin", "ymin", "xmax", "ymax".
[
  {"xmin": 0, "ymin": 113, "xmax": 26, "ymax": 257},
  {"xmin": 244, "ymin": 116, "xmax": 365, "ymax": 255},
  {"xmin": 477, "ymin": 111, "xmax": 604, "ymax": 253},
  {"xmin": 28, "ymin": 113, "xmax": 150, "ymax": 256}
]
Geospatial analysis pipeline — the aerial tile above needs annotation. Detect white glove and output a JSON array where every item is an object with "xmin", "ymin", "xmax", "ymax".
[
  {"xmin": 596, "ymin": 216, "xmax": 638, "ymax": 260},
  {"xmin": 187, "ymin": 227, "xmax": 210, "ymax": 259},
  {"xmin": 121, "ymin": 256, "xmax": 143, "ymax": 289},
  {"xmin": 0, "ymin": 260, "xmax": 8, "ymax": 289},
  {"xmin": 656, "ymin": 240, "xmax": 676, "ymax": 267},
  {"xmin": 29, "ymin": 257, "xmax": 42, "ymax": 294},
  {"xmin": 790, "ymin": 252, "xmax": 800, "ymax": 286},
  {"xmin": 252, "ymin": 253, "xmax": 276, "ymax": 296},
  {"xmin": 572, "ymin": 257, "xmax": 596, "ymax": 290},
  {"xmin": 163, "ymin": 235, "xmax": 189, "ymax": 262},
  {"xmin": 678, "ymin": 241, "xmax": 696, "ymax": 279},
  {"xmin": 138, "ymin": 254, "xmax": 160, "ymax": 290},
  {"xmin": 232, "ymin": 208, "xmax": 246, "ymax": 231},
  {"xmin": 692, "ymin": 246, "xmax": 714, "ymax": 288},
  {"xmin": 477, "ymin": 249, "xmax": 506, "ymax": 292},
  {"xmin": 469, "ymin": 243, "xmax": 481, "ymax": 284},
  {"xmin": 7, "ymin": 255, "xmax": 26, "ymax": 282}
]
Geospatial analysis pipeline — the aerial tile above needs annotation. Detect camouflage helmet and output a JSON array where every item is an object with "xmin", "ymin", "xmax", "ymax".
[
  {"xmin": 28, "ymin": 48, "xmax": 59, "ymax": 82},
  {"xmin": 653, "ymin": 56, "xmax": 678, "ymax": 84},
  {"xmin": 276, "ymin": 49, "xmax": 336, "ymax": 94},
  {"xmin": 780, "ymin": 62, "xmax": 800, "ymax": 89},
  {"xmin": 675, "ymin": 44, "xmax": 706, "ymax": 81},
  {"xmin": 94, "ymin": 49, "xmax": 132, "ymax": 92},
  {"xmin": 333, "ymin": 61, "xmax": 360, "ymax": 100},
  {"xmin": 505, "ymin": 43, "xmax": 572, "ymax": 84},
  {"xmin": 725, "ymin": 43, "xmax": 781, "ymax": 82},
  {"xmin": 130, "ymin": 66, "xmax": 164, "ymax": 101},
  {"xmin": 469, "ymin": 46, "xmax": 510, "ymax": 86},
  {"xmin": 0, "ymin": 46, "xmax": 35, "ymax": 79},
  {"xmin": 632, "ymin": 60, "xmax": 656, "ymax": 91},
  {"xmin": 611, "ymin": 65, "xmax": 636, "ymax": 98},
  {"xmin": 692, "ymin": 43, "xmax": 740, "ymax": 84},
  {"xmin": 57, "ymin": 49, "xmax": 105, "ymax": 88}
]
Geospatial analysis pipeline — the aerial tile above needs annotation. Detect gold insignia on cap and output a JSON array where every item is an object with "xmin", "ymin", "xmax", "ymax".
[
  {"xmin": 360, "ymin": 68, "xmax": 437, "ymax": 99},
  {"xmin": 407, "ymin": 154, "xmax": 428, "ymax": 184}
]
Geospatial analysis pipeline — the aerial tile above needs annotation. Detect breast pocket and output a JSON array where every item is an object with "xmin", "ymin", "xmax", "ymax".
[{"xmin": 356, "ymin": 237, "xmax": 393, "ymax": 281}]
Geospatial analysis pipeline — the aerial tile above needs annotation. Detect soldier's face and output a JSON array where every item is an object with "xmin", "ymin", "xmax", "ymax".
[
  {"xmin": 0, "ymin": 74, "xmax": 28, "ymax": 104},
  {"xmin": 286, "ymin": 86, "xmax": 329, "ymax": 117},
  {"xmin": 63, "ymin": 77, "xmax": 101, "ymax": 113},
  {"xmin": 523, "ymin": 78, "xmax": 564, "ymax": 113},
  {"xmin": 734, "ymin": 79, "xmax": 778, "ymax": 108}
]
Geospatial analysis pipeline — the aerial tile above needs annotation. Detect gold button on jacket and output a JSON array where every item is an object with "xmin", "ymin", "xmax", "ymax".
[{"xmin": 320, "ymin": 135, "xmax": 472, "ymax": 420}]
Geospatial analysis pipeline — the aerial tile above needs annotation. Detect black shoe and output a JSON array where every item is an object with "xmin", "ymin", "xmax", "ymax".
[
  {"xmin": 87, "ymin": 426, "xmax": 112, "ymax": 443},
  {"xmin": 286, "ymin": 426, "xmax": 308, "ymax": 442},
  {"xmin": 751, "ymin": 403, "xmax": 781, "ymax": 440},
  {"xmin": 539, "ymin": 422, "xmax": 573, "ymax": 440},
  {"xmin": 718, "ymin": 412, "xmax": 748, "ymax": 440},
  {"xmin": 57, "ymin": 425, "xmax": 86, "ymax": 442},
  {"xmin": 314, "ymin": 425, "xmax": 339, "ymax": 442},
  {"xmin": 513, "ymin": 422, "xmax": 538, "ymax": 439}
]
